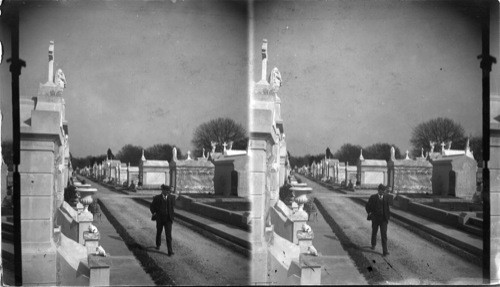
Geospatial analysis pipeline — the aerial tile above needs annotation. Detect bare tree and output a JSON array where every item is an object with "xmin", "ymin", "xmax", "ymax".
[
  {"xmin": 191, "ymin": 118, "xmax": 247, "ymax": 156},
  {"xmin": 410, "ymin": 117, "xmax": 465, "ymax": 155}
]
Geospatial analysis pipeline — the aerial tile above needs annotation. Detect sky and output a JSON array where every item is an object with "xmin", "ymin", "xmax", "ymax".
[
  {"xmin": 253, "ymin": 0, "xmax": 485, "ymax": 156},
  {"xmin": 1, "ymin": 0, "xmax": 249, "ymax": 157},
  {"xmin": 0, "ymin": 0, "xmax": 489, "ymax": 158}
]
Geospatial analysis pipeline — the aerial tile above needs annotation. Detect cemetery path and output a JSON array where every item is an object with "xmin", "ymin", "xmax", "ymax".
[
  {"xmin": 91, "ymin": 183, "xmax": 250, "ymax": 285},
  {"xmin": 298, "ymin": 175, "xmax": 483, "ymax": 285}
]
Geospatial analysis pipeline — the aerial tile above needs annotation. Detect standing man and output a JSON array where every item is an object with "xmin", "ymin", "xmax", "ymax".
[
  {"xmin": 150, "ymin": 184, "xmax": 175, "ymax": 256},
  {"xmin": 365, "ymin": 184, "xmax": 392, "ymax": 256}
]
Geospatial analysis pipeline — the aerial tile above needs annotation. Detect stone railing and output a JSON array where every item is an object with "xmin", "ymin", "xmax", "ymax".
[
  {"xmin": 88, "ymin": 254, "xmax": 111, "ymax": 286},
  {"xmin": 56, "ymin": 201, "xmax": 94, "ymax": 245},
  {"xmin": 56, "ymin": 198, "xmax": 111, "ymax": 285},
  {"xmin": 268, "ymin": 197, "xmax": 322, "ymax": 285}
]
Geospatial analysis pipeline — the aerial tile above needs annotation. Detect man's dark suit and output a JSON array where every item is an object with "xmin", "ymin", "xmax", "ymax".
[
  {"xmin": 365, "ymin": 193, "xmax": 392, "ymax": 254},
  {"xmin": 150, "ymin": 193, "xmax": 175, "ymax": 253}
]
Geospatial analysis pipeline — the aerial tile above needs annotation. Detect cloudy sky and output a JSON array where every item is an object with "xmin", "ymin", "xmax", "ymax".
[
  {"xmin": 1, "ymin": 0, "xmax": 248, "ymax": 157},
  {"xmin": 1, "ymin": 0, "xmax": 488, "ymax": 158},
  {"xmin": 253, "ymin": 0, "xmax": 485, "ymax": 156}
]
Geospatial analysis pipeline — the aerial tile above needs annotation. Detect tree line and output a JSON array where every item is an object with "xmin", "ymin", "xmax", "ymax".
[
  {"xmin": 71, "ymin": 117, "xmax": 247, "ymax": 169},
  {"xmin": 289, "ymin": 143, "xmax": 403, "ymax": 168},
  {"xmin": 289, "ymin": 117, "xmax": 482, "ymax": 168},
  {"xmin": 71, "ymin": 144, "xmax": 184, "ymax": 169},
  {"xmin": 0, "ymin": 117, "xmax": 481, "ymax": 170}
]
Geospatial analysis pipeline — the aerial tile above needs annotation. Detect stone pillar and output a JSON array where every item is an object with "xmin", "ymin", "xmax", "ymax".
[
  {"xmin": 170, "ymin": 157, "xmax": 177, "ymax": 193},
  {"xmin": 88, "ymin": 254, "xmax": 111, "ymax": 286},
  {"xmin": 249, "ymin": 38, "xmax": 278, "ymax": 281},
  {"xmin": 299, "ymin": 254, "xmax": 322, "ymax": 285},
  {"xmin": 297, "ymin": 230, "xmax": 313, "ymax": 254},
  {"xmin": 336, "ymin": 162, "xmax": 339, "ymax": 183},
  {"xmin": 290, "ymin": 212, "xmax": 308, "ymax": 244},
  {"xmin": 48, "ymin": 40, "xmax": 54, "ymax": 83},
  {"xmin": 77, "ymin": 210, "xmax": 93, "ymax": 245},
  {"xmin": 279, "ymin": 137, "xmax": 287, "ymax": 187},
  {"xmin": 83, "ymin": 231, "xmax": 100, "ymax": 255},
  {"xmin": 127, "ymin": 163, "xmax": 130, "ymax": 186},
  {"xmin": 261, "ymin": 39, "xmax": 268, "ymax": 82},
  {"xmin": 249, "ymin": 134, "xmax": 273, "ymax": 284},
  {"xmin": 114, "ymin": 166, "xmax": 118, "ymax": 184},
  {"xmin": 20, "ymin": 107, "xmax": 63, "ymax": 285}
]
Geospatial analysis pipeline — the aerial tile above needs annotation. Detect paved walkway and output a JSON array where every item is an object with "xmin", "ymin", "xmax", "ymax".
[
  {"xmin": 94, "ymin": 180, "xmax": 251, "ymax": 254},
  {"xmin": 306, "ymin": 175, "xmax": 483, "ymax": 260},
  {"xmin": 82, "ymin": 177, "xmax": 250, "ymax": 285},
  {"xmin": 93, "ymin": 200, "xmax": 156, "ymax": 286},
  {"xmin": 297, "ymin": 174, "xmax": 483, "ymax": 285},
  {"xmin": 305, "ymin": 199, "xmax": 368, "ymax": 284},
  {"xmin": 137, "ymin": 197, "xmax": 250, "ymax": 250}
]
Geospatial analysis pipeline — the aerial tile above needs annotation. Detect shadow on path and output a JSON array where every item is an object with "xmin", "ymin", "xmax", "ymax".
[
  {"xmin": 98, "ymin": 200, "xmax": 175, "ymax": 285},
  {"xmin": 314, "ymin": 197, "xmax": 385, "ymax": 284}
]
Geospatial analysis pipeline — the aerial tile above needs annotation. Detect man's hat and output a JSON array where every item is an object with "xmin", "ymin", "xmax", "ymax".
[{"xmin": 377, "ymin": 184, "xmax": 386, "ymax": 191}]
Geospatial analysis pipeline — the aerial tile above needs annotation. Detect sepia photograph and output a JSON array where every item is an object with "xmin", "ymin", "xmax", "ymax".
[{"xmin": 0, "ymin": 0, "xmax": 499, "ymax": 285}]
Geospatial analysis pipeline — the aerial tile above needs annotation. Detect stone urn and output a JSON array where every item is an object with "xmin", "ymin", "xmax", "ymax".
[
  {"xmin": 295, "ymin": 194, "xmax": 308, "ymax": 212},
  {"xmin": 81, "ymin": 195, "xmax": 93, "ymax": 213}
]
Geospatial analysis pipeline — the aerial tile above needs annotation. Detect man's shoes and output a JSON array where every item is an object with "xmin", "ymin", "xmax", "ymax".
[
  {"xmin": 155, "ymin": 246, "xmax": 160, "ymax": 250},
  {"xmin": 370, "ymin": 245, "xmax": 375, "ymax": 250},
  {"xmin": 383, "ymin": 252, "xmax": 390, "ymax": 256},
  {"xmin": 168, "ymin": 252, "xmax": 174, "ymax": 257}
]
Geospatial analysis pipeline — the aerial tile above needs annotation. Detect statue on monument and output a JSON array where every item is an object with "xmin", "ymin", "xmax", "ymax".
[
  {"xmin": 269, "ymin": 67, "xmax": 282, "ymax": 92},
  {"xmin": 172, "ymin": 147, "xmax": 178, "ymax": 161},
  {"xmin": 55, "ymin": 69, "xmax": 67, "ymax": 89},
  {"xmin": 211, "ymin": 141, "xmax": 217, "ymax": 154},
  {"xmin": 429, "ymin": 141, "xmax": 435, "ymax": 154}
]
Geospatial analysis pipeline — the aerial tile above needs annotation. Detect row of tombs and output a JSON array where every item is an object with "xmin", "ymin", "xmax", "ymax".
[
  {"xmin": 77, "ymin": 143, "xmax": 249, "ymax": 197},
  {"xmin": 13, "ymin": 37, "xmax": 486, "ymax": 285},
  {"xmin": 298, "ymin": 143, "xmax": 480, "ymax": 201},
  {"xmin": 15, "ymin": 41, "xmax": 248, "ymax": 286}
]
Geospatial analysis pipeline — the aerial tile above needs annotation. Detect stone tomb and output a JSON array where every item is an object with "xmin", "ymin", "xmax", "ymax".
[
  {"xmin": 431, "ymin": 154, "xmax": 478, "ymax": 200},
  {"xmin": 139, "ymin": 159, "xmax": 170, "ymax": 189},
  {"xmin": 337, "ymin": 163, "xmax": 346, "ymax": 183},
  {"xmin": 387, "ymin": 153, "xmax": 432, "ymax": 193},
  {"xmin": 127, "ymin": 165, "xmax": 140, "ymax": 186},
  {"xmin": 118, "ymin": 163, "xmax": 128, "ymax": 186},
  {"xmin": 310, "ymin": 162, "xmax": 317, "ymax": 179},
  {"xmin": 213, "ymin": 153, "xmax": 249, "ymax": 197},
  {"xmin": 102, "ymin": 159, "xmax": 121, "ymax": 183},
  {"xmin": 357, "ymin": 159, "xmax": 388, "ymax": 187},
  {"xmin": 326, "ymin": 159, "xmax": 339, "ymax": 182},
  {"xmin": 170, "ymin": 150, "xmax": 215, "ymax": 193},
  {"xmin": 338, "ymin": 163, "xmax": 358, "ymax": 185}
]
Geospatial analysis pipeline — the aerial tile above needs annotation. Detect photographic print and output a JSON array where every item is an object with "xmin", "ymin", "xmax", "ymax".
[{"xmin": 1, "ymin": 0, "xmax": 499, "ymax": 285}]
